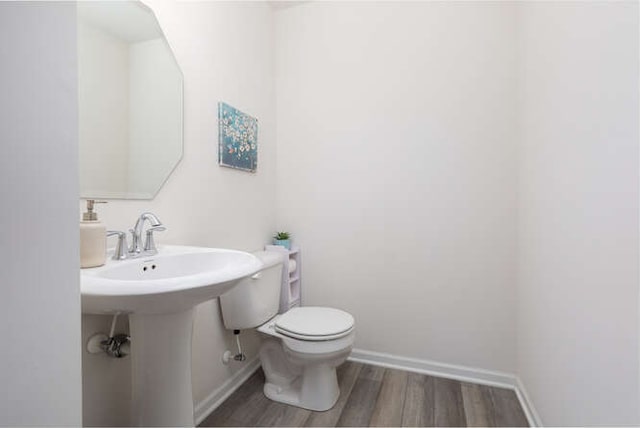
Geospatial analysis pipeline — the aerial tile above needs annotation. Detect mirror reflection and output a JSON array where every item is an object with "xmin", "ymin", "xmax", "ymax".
[{"xmin": 78, "ymin": 1, "xmax": 183, "ymax": 199}]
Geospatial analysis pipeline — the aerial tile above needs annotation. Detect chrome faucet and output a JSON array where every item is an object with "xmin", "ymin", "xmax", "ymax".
[
  {"xmin": 105, "ymin": 212, "xmax": 166, "ymax": 260},
  {"xmin": 128, "ymin": 212, "xmax": 166, "ymax": 257}
]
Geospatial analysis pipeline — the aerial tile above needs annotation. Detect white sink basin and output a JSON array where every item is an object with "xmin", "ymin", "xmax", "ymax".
[
  {"xmin": 80, "ymin": 245, "xmax": 262, "ymax": 427},
  {"xmin": 82, "ymin": 245, "xmax": 262, "ymax": 314}
]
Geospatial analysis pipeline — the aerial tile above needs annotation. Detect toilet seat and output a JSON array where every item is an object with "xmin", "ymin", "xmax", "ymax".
[{"xmin": 275, "ymin": 307, "xmax": 354, "ymax": 341}]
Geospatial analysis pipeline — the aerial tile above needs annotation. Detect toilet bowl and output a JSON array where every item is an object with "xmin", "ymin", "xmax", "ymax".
[
  {"xmin": 257, "ymin": 307, "xmax": 355, "ymax": 410},
  {"xmin": 219, "ymin": 251, "xmax": 355, "ymax": 411}
]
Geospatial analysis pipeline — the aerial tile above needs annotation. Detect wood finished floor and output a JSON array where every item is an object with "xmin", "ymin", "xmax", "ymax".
[{"xmin": 200, "ymin": 362, "xmax": 529, "ymax": 427}]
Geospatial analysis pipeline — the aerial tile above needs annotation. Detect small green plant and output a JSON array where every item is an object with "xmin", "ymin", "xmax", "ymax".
[{"xmin": 274, "ymin": 231, "xmax": 290, "ymax": 240}]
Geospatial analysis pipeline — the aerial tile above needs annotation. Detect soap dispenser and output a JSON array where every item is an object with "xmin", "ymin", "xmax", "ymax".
[{"xmin": 80, "ymin": 200, "xmax": 107, "ymax": 268}]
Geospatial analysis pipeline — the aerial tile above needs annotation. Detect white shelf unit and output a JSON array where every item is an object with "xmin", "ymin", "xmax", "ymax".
[{"xmin": 264, "ymin": 244, "xmax": 301, "ymax": 313}]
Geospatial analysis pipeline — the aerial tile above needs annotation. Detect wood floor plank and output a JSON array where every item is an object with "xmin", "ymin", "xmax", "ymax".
[
  {"xmin": 229, "ymin": 388, "xmax": 273, "ymax": 426},
  {"xmin": 255, "ymin": 401, "xmax": 311, "ymax": 427},
  {"xmin": 358, "ymin": 364, "xmax": 385, "ymax": 382},
  {"xmin": 304, "ymin": 361, "xmax": 363, "ymax": 427},
  {"xmin": 335, "ymin": 365, "xmax": 385, "ymax": 427},
  {"xmin": 489, "ymin": 386, "xmax": 529, "ymax": 427},
  {"xmin": 200, "ymin": 369, "xmax": 264, "ymax": 427},
  {"xmin": 461, "ymin": 383, "xmax": 495, "ymax": 427},
  {"xmin": 434, "ymin": 377, "xmax": 467, "ymax": 427},
  {"xmin": 401, "ymin": 372, "xmax": 434, "ymax": 427},
  {"xmin": 369, "ymin": 368, "xmax": 408, "ymax": 427},
  {"xmin": 200, "ymin": 363, "xmax": 529, "ymax": 428}
]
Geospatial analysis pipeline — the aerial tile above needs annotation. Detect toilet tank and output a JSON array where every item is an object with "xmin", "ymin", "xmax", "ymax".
[{"xmin": 219, "ymin": 251, "xmax": 284, "ymax": 330}]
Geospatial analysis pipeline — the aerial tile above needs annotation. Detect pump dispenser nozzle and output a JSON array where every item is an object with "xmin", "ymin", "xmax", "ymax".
[{"xmin": 82, "ymin": 199, "xmax": 106, "ymax": 221}]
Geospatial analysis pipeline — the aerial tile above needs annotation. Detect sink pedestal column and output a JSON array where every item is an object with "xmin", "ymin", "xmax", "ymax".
[{"xmin": 129, "ymin": 308, "xmax": 195, "ymax": 427}]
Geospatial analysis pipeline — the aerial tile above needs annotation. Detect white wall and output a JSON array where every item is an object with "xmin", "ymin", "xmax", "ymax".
[
  {"xmin": 275, "ymin": 2, "xmax": 519, "ymax": 373},
  {"xmin": 81, "ymin": 1, "xmax": 276, "ymax": 425},
  {"xmin": 0, "ymin": 2, "xmax": 82, "ymax": 426},
  {"xmin": 516, "ymin": 2, "xmax": 639, "ymax": 425}
]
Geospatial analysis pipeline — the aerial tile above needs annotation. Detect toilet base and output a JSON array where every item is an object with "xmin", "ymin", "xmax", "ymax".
[
  {"xmin": 259, "ymin": 338, "xmax": 345, "ymax": 411},
  {"xmin": 263, "ymin": 363, "xmax": 340, "ymax": 411}
]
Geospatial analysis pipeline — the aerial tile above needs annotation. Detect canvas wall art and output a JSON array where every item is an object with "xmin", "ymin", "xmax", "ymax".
[{"xmin": 218, "ymin": 102, "xmax": 258, "ymax": 172}]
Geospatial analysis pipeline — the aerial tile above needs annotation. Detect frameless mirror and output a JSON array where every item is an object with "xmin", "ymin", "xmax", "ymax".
[{"xmin": 78, "ymin": 1, "xmax": 183, "ymax": 199}]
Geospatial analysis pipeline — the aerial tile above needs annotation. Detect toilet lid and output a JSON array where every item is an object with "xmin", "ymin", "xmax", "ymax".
[{"xmin": 275, "ymin": 307, "xmax": 354, "ymax": 341}]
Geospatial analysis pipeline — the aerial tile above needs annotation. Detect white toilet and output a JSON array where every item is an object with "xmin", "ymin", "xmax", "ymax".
[{"xmin": 219, "ymin": 251, "xmax": 355, "ymax": 411}]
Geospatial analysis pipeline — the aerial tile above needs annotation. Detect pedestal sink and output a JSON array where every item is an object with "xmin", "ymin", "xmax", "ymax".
[{"xmin": 81, "ymin": 245, "xmax": 262, "ymax": 427}]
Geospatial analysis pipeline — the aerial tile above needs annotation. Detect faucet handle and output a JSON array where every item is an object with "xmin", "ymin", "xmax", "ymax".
[
  {"xmin": 143, "ymin": 226, "xmax": 166, "ymax": 254},
  {"xmin": 106, "ymin": 231, "xmax": 128, "ymax": 260},
  {"xmin": 128, "ymin": 228, "xmax": 138, "ymax": 253}
]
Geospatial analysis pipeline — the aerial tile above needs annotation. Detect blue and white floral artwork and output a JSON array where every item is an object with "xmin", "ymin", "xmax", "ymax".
[{"xmin": 218, "ymin": 102, "xmax": 258, "ymax": 172}]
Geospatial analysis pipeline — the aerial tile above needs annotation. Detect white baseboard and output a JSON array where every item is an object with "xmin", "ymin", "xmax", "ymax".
[
  {"xmin": 349, "ymin": 348, "xmax": 541, "ymax": 427},
  {"xmin": 349, "ymin": 348, "xmax": 515, "ymax": 388},
  {"xmin": 194, "ymin": 356, "xmax": 261, "ymax": 425},
  {"xmin": 514, "ymin": 376, "xmax": 543, "ymax": 427}
]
